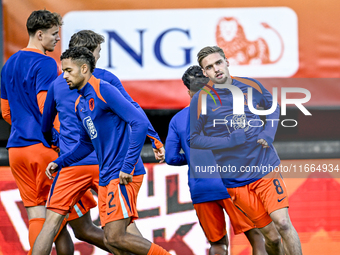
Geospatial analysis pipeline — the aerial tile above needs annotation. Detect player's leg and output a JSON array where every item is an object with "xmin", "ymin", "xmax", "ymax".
[
  {"xmin": 222, "ymin": 198, "xmax": 267, "ymax": 255},
  {"xmin": 26, "ymin": 206, "xmax": 47, "ymax": 254},
  {"xmin": 193, "ymin": 201, "xmax": 229, "ymax": 255},
  {"xmin": 99, "ymin": 175, "xmax": 171, "ymax": 255},
  {"xmin": 255, "ymin": 173, "xmax": 302, "ymax": 255},
  {"xmin": 33, "ymin": 165, "xmax": 95, "ymax": 254},
  {"xmin": 69, "ymin": 210, "xmax": 109, "ymax": 252},
  {"xmin": 8, "ymin": 144, "xmax": 58, "ymax": 254},
  {"xmin": 270, "ymin": 208, "xmax": 302, "ymax": 255},
  {"xmin": 32, "ymin": 209, "xmax": 66, "ymax": 255},
  {"xmin": 227, "ymin": 186, "xmax": 284, "ymax": 255},
  {"xmin": 243, "ymin": 229, "xmax": 267, "ymax": 255},
  {"xmin": 259, "ymin": 222, "xmax": 284, "ymax": 255},
  {"xmin": 104, "ymin": 218, "xmax": 170, "ymax": 255},
  {"xmin": 54, "ymin": 225, "xmax": 74, "ymax": 255}
]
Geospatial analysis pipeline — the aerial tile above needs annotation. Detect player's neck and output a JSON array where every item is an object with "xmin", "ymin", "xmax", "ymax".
[
  {"xmin": 26, "ymin": 38, "xmax": 46, "ymax": 54},
  {"xmin": 77, "ymin": 74, "xmax": 92, "ymax": 90}
]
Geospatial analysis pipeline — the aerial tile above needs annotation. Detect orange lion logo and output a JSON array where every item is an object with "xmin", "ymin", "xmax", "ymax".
[
  {"xmin": 216, "ymin": 17, "xmax": 284, "ymax": 65},
  {"xmin": 89, "ymin": 98, "xmax": 95, "ymax": 111}
]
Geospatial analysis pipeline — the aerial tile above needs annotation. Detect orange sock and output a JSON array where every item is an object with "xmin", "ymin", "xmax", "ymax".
[
  {"xmin": 147, "ymin": 243, "xmax": 171, "ymax": 255},
  {"xmin": 27, "ymin": 218, "xmax": 45, "ymax": 255}
]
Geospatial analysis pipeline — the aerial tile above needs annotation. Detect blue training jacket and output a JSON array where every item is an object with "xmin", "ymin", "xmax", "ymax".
[
  {"xmin": 54, "ymin": 76, "xmax": 148, "ymax": 186},
  {"xmin": 165, "ymin": 107, "xmax": 232, "ymax": 204},
  {"xmin": 190, "ymin": 77, "xmax": 281, "ymax": 188}
]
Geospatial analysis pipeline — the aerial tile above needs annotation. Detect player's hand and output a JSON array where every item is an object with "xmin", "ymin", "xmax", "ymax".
[
  {"xmin": 46, "ymin": 162, "xmax": 59, "ymax": 180},
  {"xmin": 257, "ymin": 139, "xmax": 269, "ymax": 148},
  {"xmin": 119, "ymin": 171, "xmax": 133, "ymax": 185},
  {"xmin": 153, "ymin": 146, "xmax": 165, "ymax": 163}
]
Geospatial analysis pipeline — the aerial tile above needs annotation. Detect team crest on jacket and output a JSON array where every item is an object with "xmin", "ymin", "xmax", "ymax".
[
  {"xmin": 224, "ymin": 114, "xmax": 250, "ymax": 133},
  {"xmin": 83, "ymin": 116, "xmax": 97, "ymax": 139},
  {"xmin": 89, "ymin": 98, "xmax": 95, "ymax": 111}
]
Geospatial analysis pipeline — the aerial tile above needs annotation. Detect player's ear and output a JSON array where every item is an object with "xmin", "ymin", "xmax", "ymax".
[
  {"xmin": 81, "ymin": 63, "xmax": 88, "ymax": 74},
  {"xmin": 202, "ymin": 68, "xmax": 208, "ymax": 77},
  {"xmin": 36, "ymin": 30, "xmax": 43, "ymax": 41},
  {"xmin": 225, "ymin": 58, "xmax": 229, "ymax": 67}
]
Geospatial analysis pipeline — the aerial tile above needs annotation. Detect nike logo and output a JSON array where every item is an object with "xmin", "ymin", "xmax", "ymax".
[
  {"xmin": 212, "ymin": 106, "xmax": 221, "ymax": 112},
  {"xmin": 107, "ymin": 209, "xmax": 116, "ymax": 215},
  {"xmin": 278, "ymin": 197, "xmax": 286, "ymax": 202}
]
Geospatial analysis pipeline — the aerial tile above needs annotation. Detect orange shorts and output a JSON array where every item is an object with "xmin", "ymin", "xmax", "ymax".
[
  {"xmin": 68, "ymin": 189, "xmax": 98, "ymax": 221},
  {"xmin": 98, "ymin": 175, "xmax": 144, "ymax": 227},
  {"xmin": 8, "ymin": 143, "xmax": 58, "ymax": 207},
  {"xmin": 194, "ymin": 198, "xmax": 255, "ymax": 242},
  {"xmin": 47, "ymin": 164, "xmax": 99, "ymax": 216},
  {"xmin": 227, "ymin": 172, "xmax": 289, "ymax": 228}
]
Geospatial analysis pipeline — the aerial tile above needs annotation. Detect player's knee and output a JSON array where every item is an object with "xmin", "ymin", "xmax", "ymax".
[
  {"xmin": 274, "ymin": 217, "xmax": 291, "ymax": 233},
  {"xmin": 104, "ymin": 230, "xmax": 126, "ymax": 249}
]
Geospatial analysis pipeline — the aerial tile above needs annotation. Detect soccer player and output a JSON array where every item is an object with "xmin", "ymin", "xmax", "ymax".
[
  {"xmin": 41, "ymin": 47, "xmax": 171, "ymax": 255},
  {"xmin": 190, "ymin": 46, "xmax": 302, "ymax": 255},
  {"xmin": 165, "ymin": 65, "xmax": 267, "ymax": 255},
  {"xmin": 0, "ymin": 10, "xmax": 74, "ymax": 254},
  {"xmin": 33, "ymin": 30, "xmax": 164, "ymax": 254}
]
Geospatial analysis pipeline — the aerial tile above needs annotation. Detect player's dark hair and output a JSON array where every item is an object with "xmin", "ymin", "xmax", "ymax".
[
  {"xmin": 60, "ymin": 47, "xmax": 95, "ymax": 73},
  {"xmin": 182, "ymin": 65, "xmax": 209, "ymax": 92},
  {"xmin": 26, "ymin": 10, "xmax": 63, "ymax": 36},
  {"xmin": 69, "ymin": 30, "xmax": 105, "ymax": 52},
  {"xmin": 197, "ymin": 46, "xmax": 226, "ymax": 67}
]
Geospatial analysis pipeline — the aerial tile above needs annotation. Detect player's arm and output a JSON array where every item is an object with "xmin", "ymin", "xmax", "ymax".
[
  {"xmin": 35, "ymin": 58, "xmax": 59, "ymax": 146},
  {"xmin": 41, "ymin": 83, "xmax": 59, "ymax": 147},
  {"xmin": 1, "ymin": 99, "xmax": 11, "ymax": 125},
  {"xmin": 100, "ymin": 84, "xmax": 149, "ymax": 176},
  {"xmin": 46, "ymin": 114, "xmax": 95, "ymax": 179},
  {"xmin": 165, "ymin": 118, "xmax": 187, "ymax": 166},
  {"xmin": 189, "ymin": 93, "xmax": 246, "ymax": 150},
  {"xmin": 107, "ymin": 72, "xmax": 164, "ymax": 157},
  {"xmin": 1, "ymin": 72, "xmax": 11, "ymax": 124},
  {"xmin": 252, "ymin": 80, "xmax": 280, "ymax": 147}
]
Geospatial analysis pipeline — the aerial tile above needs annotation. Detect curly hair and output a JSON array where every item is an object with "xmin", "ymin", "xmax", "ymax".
[
  {"xmin": 26, "ymin": 10, "xmax": 63, "ymax": 36},
  {"xmin": 182, "ymin": 65, "xmax": 209, "ymax": 92},
  {"xmin": 60, "ymin": 47, "xmax": 95, "ymax": 73}
]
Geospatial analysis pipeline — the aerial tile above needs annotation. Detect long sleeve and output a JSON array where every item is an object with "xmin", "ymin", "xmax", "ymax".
[
  {"xmin": 254, "ymin": 81, "xmax": 280, "ymax": 146},
  {"xmin": 189, "ymin": 93, "xmax": 246, "ymax": 150},
  {"xmin": 165, "ymin": 118, "xmax": 187, "ymax": 166},
  {"xmin": 104, "ymin": 70, "xmax": 163, "ymax": 149},
  {"xmin": 100, "ymin": 84, "xmax": 149, "ymax": 174},
  {"xmin": 41, "ymin": 84, "xmax": 59, "ymax": 146},
  {"xmin": 54, "ymin": 115, "xmax": 94, "ymax": 169}
]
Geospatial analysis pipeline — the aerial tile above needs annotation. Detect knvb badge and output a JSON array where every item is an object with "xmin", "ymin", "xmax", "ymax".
[{"xmin": 83, "ymin": 116, "xmax": 98, "ymax": 139}]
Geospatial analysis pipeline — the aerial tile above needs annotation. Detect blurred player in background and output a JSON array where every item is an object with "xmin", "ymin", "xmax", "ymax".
[
  {"xmin": 0, "ymin": 10, "xmax": 75, "ymax": 254},
  {"xmin": 190, "ymin": 46, "xmax": 302, "ymax": 255},
  {"xmin": 165, "ymin": 65, "xmax": 267, "ymax": 255}
]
